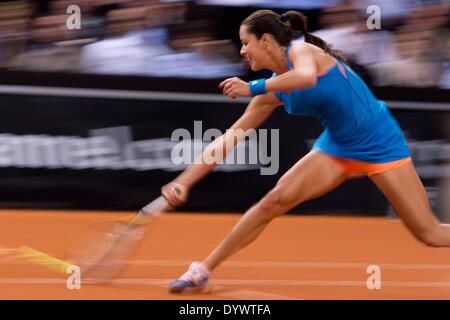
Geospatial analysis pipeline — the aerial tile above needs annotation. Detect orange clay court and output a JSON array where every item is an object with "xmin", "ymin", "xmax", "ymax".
[{"xmin": 1, "ymin": 209, "xmax": 450, "ymax": 300}]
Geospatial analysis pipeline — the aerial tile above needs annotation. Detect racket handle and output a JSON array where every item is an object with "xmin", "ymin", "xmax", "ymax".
[{"xmin": 140, "ymin": 196, "xmax": 172, "ymax": 217}]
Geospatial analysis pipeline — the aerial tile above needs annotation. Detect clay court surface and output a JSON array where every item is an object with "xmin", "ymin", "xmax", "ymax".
[{"xmin": 1, "ymin": 210, "xmax": 449, "ymax": 300}]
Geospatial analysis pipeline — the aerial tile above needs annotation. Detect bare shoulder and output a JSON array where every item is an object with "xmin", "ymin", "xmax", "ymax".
[
  {"xmin": 288, "ymin": 41, "xmax": 315, "ymax": 58},
  {"xmin": 289, "ymin": 41, "xmax": 337, "ymax": 72}
]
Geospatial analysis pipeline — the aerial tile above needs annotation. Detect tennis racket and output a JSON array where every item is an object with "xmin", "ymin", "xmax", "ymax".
[{"xmin": 74, "ymin": 195, "xmax": 173, "ymax": 283}]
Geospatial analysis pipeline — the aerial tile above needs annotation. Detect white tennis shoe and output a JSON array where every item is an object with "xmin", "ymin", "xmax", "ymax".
[{"xmin": 169, "ymin": 261, "xmax": 210, "ymax": 293}]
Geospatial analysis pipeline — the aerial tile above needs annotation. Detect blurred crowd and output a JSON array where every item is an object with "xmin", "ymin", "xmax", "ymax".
[
  {"xmin": 0, "ymin": 0, "xmax": 448, "ymax": 87},
  {"xmin": 0, "ymin": 0, "xmax": 245, "ymax": 78},
  {"xmin": 301, "ymin": 0, "xmax": 450, "ymax": 88}
]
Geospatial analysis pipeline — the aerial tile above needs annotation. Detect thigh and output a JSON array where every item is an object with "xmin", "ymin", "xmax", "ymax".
[
  {"xmin": 370, "ymin": 161, "xmax": 440, "ymax": 234},
  {"xmin": 274, "ymin": 151, "xmax": 348, "ymax": 205}
]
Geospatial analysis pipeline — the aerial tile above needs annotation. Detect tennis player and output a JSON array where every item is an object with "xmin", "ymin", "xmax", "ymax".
[{"xmin": 162, "ymin": 10, "xmax": 449, "ymax": 293}]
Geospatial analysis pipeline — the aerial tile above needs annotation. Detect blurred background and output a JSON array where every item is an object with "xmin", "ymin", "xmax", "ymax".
[
  {"xmin": 0, "ymin": 0, "xmax": 448, "ymax": 220},
  {"xmin": 0, "ymin": 0, "xmax": 449, "ymax": 300},
  {"xmin": 0, "ymin": 0, "xmax": 448, "ymax": 85}
]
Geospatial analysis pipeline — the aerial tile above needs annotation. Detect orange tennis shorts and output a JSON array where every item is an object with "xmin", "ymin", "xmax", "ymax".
[{"xmin": 321, "ymin": 152, "xmax": 412, "ymax": 177}]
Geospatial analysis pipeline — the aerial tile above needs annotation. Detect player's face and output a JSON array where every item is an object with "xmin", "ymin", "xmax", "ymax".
[{"xmin": 239, "ymin": 25, "xmax": 267, "ymax": 71}]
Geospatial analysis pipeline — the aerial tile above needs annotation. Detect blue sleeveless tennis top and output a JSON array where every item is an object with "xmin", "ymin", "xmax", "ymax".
[{"xmin": 273, "ymin": 46, "xmax": 410, "ymax": 163}]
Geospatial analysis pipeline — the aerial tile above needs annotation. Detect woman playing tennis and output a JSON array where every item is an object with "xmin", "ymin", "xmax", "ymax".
[{"xmin": 160, "ymin": 10, "xmax": 450, "ymax": 293}]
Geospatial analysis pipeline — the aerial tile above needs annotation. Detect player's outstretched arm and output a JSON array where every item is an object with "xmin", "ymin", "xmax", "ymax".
[{"xmin": 162, "ymin": 92, "xmax": 281, "ymax": 207}]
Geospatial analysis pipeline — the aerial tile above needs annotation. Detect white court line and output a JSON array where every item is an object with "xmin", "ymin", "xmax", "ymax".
[
  {"xmin": 127, "ymin": 260, "xmax": 450, "ymax": 270},
  {"xmin": 2, "ymin": 258, "xmax": 450, "ymax": 270},
  {"xmin": 0, "ymin": 278, "xmax": 450, "ymax": 288},
  {"xmin": 210, "ymin": 288, "xmax": 300, "ymax": 300}
]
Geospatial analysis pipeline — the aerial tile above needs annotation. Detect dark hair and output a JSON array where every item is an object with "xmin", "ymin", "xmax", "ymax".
[{"xmin": 241, "ymin": 9, "xmax": 346, "ymax": 62}]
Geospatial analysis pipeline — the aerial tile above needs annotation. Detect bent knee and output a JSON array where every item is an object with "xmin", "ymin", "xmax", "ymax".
[
  {"xmin": 416, "ymin": 228, "xmax": 443, "ymax": 247},
  {"xmin": 258, "ymin": 188, "xmax": 300, "ymax": 218}
]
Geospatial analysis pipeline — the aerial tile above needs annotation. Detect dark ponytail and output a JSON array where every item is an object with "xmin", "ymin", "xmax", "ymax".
[{"xmin": 242, "ymin": 9, "xmax": 346, "ymax": 62}]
